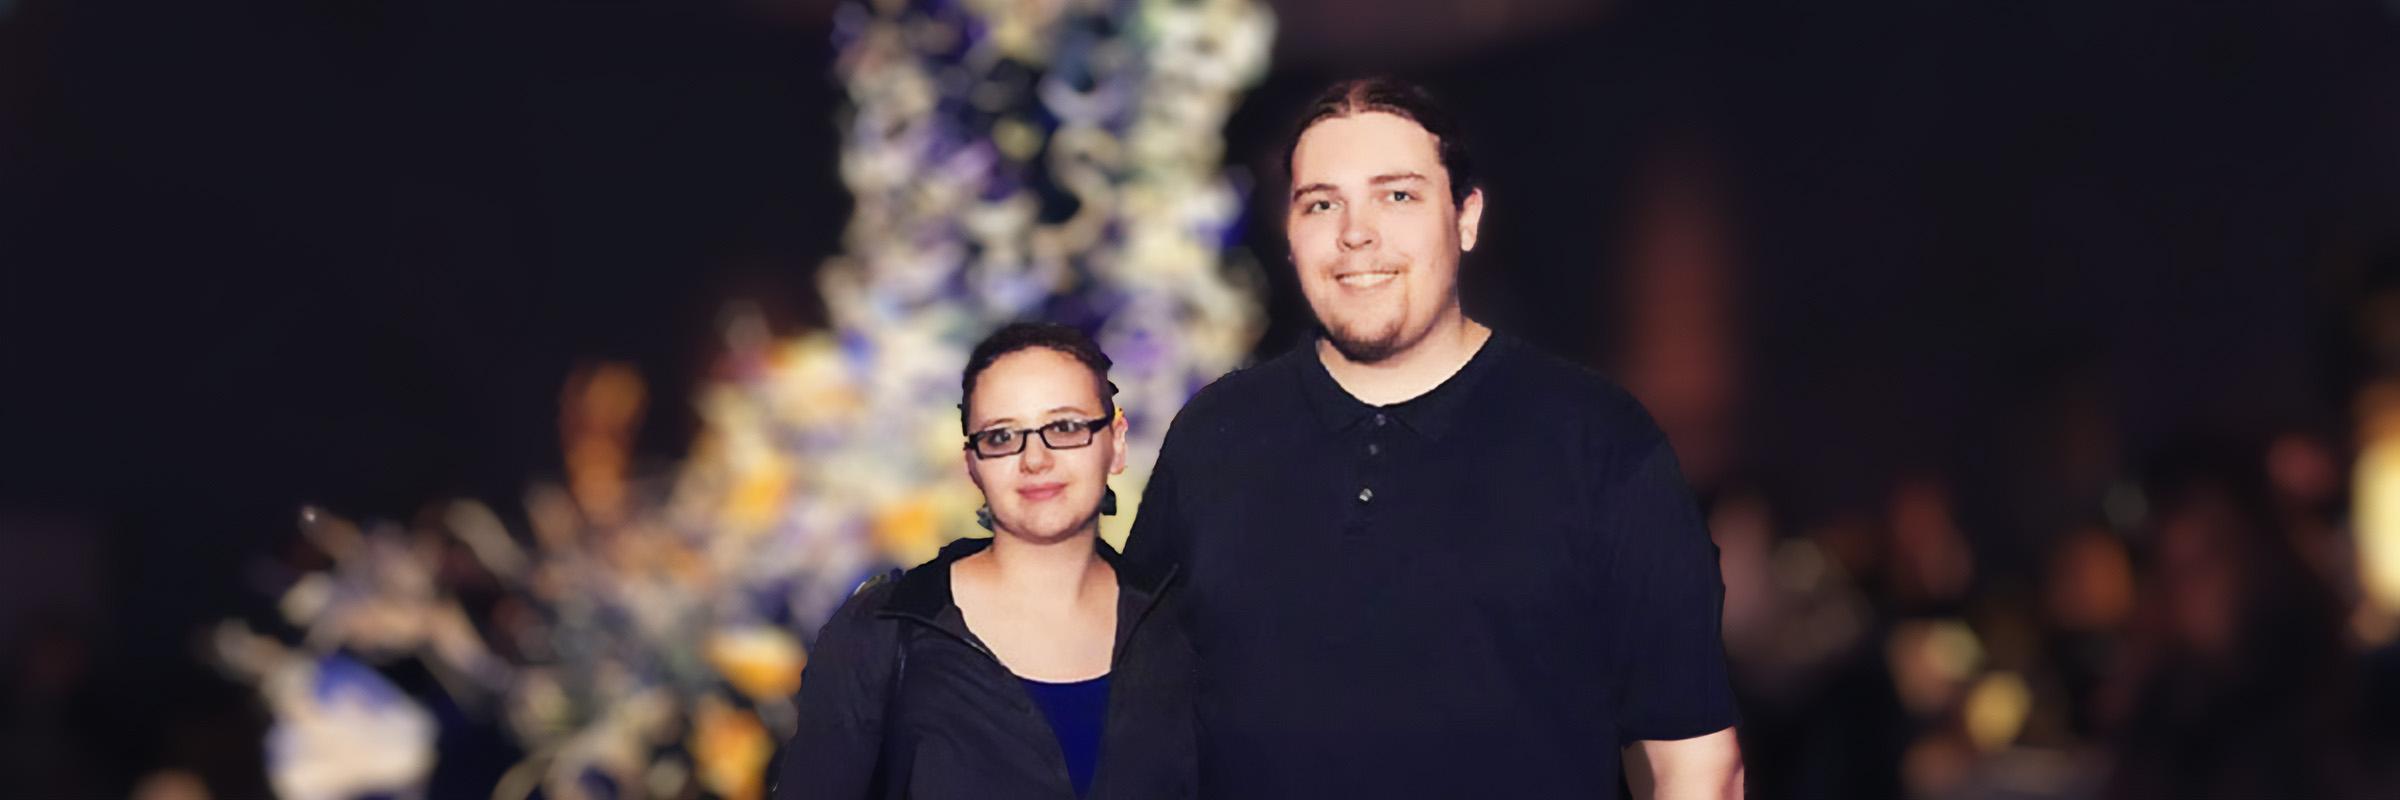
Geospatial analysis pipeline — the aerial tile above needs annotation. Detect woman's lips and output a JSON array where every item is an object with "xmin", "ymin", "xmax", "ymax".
[{"xmin": 1016, "ymin": 483, "xmax": 1067, "ymax": 502}]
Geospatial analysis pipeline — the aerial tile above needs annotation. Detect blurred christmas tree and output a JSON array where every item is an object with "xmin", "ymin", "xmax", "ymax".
[{"xmin": 213, "ymin": 1, "xmax": 1272, "ymax": 797}]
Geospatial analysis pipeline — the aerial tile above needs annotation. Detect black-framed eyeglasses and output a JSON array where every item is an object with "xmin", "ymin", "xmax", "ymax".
[{"xmin": 964, "ymin": 417, "xmax": 1109, "ymax": 459}]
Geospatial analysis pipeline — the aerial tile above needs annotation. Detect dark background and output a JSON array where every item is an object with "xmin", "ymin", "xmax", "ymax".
[{"xmin": 4, "ymin": 0, "xmax": 2397, "ymax": 796}]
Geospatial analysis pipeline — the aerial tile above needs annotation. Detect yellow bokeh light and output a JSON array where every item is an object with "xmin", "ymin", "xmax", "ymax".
[
  {"xmin": 2355, "ymin": 381, "xmax": 2400, "ymax": 638},
  {"xmin": 1963, "ymin": 671, "xmax": 2031, "ymax": 752},
  {"xmin": 706, "ymin": 627, "xmax": 806, "ymax": 702}
]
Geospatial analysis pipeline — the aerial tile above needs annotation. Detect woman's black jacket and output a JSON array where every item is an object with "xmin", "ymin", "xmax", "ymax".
[{"xmin": 771, "ymin": 536, "xmax": 1195, "ymax": 799}]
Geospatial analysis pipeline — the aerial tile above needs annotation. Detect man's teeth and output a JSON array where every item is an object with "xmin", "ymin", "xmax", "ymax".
[{"xmin": 1337, "ymin": 272, "xmax": 1398, "ymax": 288}]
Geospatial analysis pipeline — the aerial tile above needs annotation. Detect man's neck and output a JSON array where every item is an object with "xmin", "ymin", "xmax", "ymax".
[{"xmin": 1317, "ymin": 314, "xmax": 1492, "ymax": 406}]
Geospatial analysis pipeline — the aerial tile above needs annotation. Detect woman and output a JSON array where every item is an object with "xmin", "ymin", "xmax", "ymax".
[{"xmin": 773, "ymin": 322, "xmax": 1195, "ymax": 799}]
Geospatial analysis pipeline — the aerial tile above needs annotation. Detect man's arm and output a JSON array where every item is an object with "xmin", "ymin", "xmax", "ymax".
[
  {"xmin": 1583, "ymin": 412, "xmax": 1743, "ymax": 799},
  {"xmin": 1624, "ymin": 727, "xmax": 1744, "ymax": 800},
  {"xmin": 1120, "ymin": 448, "xmax": 1183, "ymax": 573}
]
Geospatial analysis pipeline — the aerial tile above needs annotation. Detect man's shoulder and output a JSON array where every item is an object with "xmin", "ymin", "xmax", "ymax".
[
  {"xmin": 1488, "ymin": 334, "xmax": 1659, "ymax": 437},
  {"xmin": 1166, "ymin": 345, "xmax": 1306, "ymax": 428}
]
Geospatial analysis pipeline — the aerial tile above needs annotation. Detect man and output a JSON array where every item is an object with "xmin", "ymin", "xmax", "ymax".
[{"xmin": 1125, "ymin": 78, "xmax": 1744, "ymax": 798}]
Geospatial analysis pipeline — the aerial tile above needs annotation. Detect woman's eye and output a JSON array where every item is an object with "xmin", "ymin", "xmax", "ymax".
[
  {"xmin": 986, "ymin": 429, "xmax": 1016, "ymax": 446},
  {"xmin": 1305, "ymin": 199, "xmax": 1334, "ymax": 214},
  {"xmin": 1046, "ymin": 419, "xmax": 1082, "ymax": 435}
]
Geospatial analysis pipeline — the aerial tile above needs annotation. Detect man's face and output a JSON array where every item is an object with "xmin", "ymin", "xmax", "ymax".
[{"xmin": 1286, "ymin": 111, "xmax": 1484, "ymax": 363}]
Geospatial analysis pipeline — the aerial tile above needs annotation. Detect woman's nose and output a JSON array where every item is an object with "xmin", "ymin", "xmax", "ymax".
[{"xmin": 1018, "ymin": 435, "xmax": 1055, "ymax": 471}]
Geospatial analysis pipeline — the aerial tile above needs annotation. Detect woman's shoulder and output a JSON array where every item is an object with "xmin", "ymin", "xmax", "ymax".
[
  {"xmin": 842, "ymin": 538, "xmax": 983, "ymax": 626},
  {"xmin": 847, "ymin": 568, "xmax": 906, "ymax": 609},
  {"xmin": 813, "ymin": 570, "xmax": 906, "ymax": 647}
]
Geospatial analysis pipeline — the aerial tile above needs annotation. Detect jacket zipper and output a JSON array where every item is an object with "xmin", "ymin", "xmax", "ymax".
[
  {"xmin": 879, "ymin": 562, "xmax": 1180, "ymax": 799},
  {"xmin": 884, "ymin": 611, "xmax": 1081, "ymax": 797},
  {"xmin": 1087, "ymin": 563, "xmax": 1178, "ymax": 798}
]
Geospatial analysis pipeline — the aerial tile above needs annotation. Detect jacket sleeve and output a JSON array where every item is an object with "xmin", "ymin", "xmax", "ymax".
[{"xmin": 773, "ymin": 579, "xmax": 901, "ymax": 800}]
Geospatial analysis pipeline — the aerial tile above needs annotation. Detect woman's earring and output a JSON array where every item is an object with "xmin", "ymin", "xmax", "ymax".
[
  {"xmin": 1100, "ymin": 487, "xmax": 1118, "ymax": 516},
  {"xmin": 975, "ymin": 504, "xmax": 996, "ymax": 531}
]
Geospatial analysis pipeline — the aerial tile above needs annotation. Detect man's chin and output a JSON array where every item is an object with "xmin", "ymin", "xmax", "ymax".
[{"xmin": 1323, "ymin": 322, "xmax": 1408, "ymax": 364}]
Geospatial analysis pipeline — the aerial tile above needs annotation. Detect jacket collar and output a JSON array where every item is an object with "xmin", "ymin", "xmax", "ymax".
[{"xmin": 877, "ymin": 533, "xmax": 1179, "ymax": 662}]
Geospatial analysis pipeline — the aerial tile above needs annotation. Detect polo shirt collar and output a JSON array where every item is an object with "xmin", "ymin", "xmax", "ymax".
[{"xmin": 1293, "ymin": 328, "xmax": 1507, "ymax": 442}]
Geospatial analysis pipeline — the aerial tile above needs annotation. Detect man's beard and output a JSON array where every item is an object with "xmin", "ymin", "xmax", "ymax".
[{"xmin": 1321, "ymin": 316, "xmax": 1409, "ymax": 364}]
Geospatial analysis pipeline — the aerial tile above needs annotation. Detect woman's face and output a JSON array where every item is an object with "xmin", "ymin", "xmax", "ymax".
[{"xmin": 963, "ymin": 347, "xmax": 1126, "ymax": 542}]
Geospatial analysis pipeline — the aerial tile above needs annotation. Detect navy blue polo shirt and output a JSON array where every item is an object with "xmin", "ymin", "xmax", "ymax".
[{"xmin": 1125, "ymin": 331, "xmax": 1738, "ymax": 797}]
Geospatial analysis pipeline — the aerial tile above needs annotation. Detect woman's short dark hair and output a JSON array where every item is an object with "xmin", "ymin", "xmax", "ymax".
[
  {"xmin": 960, "ymin": 322, "xmax": 1118, "ymax": 432},
  {"xmin": 1281, "ymin": 77, "xmax": 1479, "ymax": 207}
]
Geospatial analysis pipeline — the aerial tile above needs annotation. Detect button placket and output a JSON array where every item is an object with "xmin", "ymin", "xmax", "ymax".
[{"xmin": 1349, "ymin": 412, "xmax": 1388, "ymax": 529}]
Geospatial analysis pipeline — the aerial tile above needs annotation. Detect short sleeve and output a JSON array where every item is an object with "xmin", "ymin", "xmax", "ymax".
[
  {"xmin": 1596, "ymin": 432, "xmax": 1740, "ymax": 742},
  {"xmin": 773, "ymin": 581, "xmax": 899, "ymax": 799}
]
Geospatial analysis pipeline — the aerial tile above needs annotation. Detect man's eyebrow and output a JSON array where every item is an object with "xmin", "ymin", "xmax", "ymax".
[
  {"xmin": 1290, "ymin": 182, "xmax": 1337, "ymax": 201},
  {"xmin": 1369, "ymin": 172, "xmax": 1428, "ymax": 185}
]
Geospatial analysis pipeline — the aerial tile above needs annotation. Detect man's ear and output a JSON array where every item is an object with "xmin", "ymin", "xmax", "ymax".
[{"xmin": 1457, "ymin": 188, "xmax": 1486, "ymax": 252}]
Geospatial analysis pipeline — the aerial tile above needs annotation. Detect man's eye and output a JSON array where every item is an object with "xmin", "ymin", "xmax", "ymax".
[
  {"xmin": 1388, "ymin": 190, "xmax": 1414, "ymax": 202},
  {"xmin": 1305, "ymin": 199, "xmax": 1335, "ymax": 213}
]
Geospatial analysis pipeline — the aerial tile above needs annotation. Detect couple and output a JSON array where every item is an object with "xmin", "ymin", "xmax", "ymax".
[{"xmin": 775, "ymin": 78, "xmax": 1745, "ymax": 799}]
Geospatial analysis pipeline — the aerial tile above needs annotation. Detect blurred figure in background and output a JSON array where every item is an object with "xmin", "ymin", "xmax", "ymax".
[
  {"xmin": 0, "ymin": 612, "xmax": 111, "ymax": 798},
  {"xmin": 2101, "ymin": 440, "xmax": 2364, "ymax": 799},
  {"xmin": 1709, "ymin": 492, "xmax": 1892, "ymax": 800},
  {"xmin": 2039, "ymin": 520, "xmax": 2136, "ymax": 744}
]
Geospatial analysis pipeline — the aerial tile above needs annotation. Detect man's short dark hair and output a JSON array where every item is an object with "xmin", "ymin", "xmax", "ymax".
[
  {"xmin": 960, "ymin": 321, "xmax": 1118, "ymax": 432},
  {"xmin": 1281, "ymin": 77, "xmax": 1479, "ymax": 207}
]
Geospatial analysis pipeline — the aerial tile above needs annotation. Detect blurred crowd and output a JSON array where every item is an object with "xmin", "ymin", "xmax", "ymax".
[{"xmin": 1716, "ymin": 425, "xmax": 2400, "ymax": 799}]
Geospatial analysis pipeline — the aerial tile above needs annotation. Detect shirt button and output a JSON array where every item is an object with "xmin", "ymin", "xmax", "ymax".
[
  {"xmin": 1366, "ymin": 443, "xmax": 1381, "ymax": 456},
  {"xmin": 1373, "ymin": 413, "xmax": 1389, "ymax": 427},
  {"xmin": 1357, "ymin": 487, "xmax": 1375, "ymax": 503}
]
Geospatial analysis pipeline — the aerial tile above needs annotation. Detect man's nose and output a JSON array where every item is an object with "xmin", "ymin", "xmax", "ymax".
[{"xmin": 1338, "ymin": 209, "xmax": 1377, "ymax": 252}]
